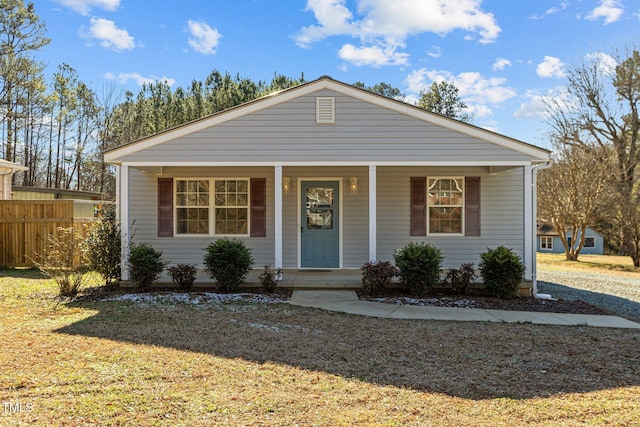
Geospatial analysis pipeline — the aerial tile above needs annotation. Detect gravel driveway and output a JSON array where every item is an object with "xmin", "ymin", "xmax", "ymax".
[{"xmin": 538, "ymin": 270, "xmax": 640, "ymax": 321}]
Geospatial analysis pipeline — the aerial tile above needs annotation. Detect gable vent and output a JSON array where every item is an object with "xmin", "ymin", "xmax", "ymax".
[{"xmin": 316, "ymin": 97, "xmax": 335, "ymax": 124}]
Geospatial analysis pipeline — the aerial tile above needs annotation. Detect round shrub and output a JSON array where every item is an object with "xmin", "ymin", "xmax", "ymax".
[
  {"xmin": 445, "ymin": 263, "xmax": 476, "ymax": 294},
  {"xmin": 168, "ymin": 263, "xmax": 198, "ymax": 291},
  {"xmin": 360, "ymin": 260, "xmax": 398, "ymax": 295},
  {"xmin": 479, "ymin": 246, "xmax": 525, "ymax": 299},
  {"xmin": 128, "ymin": 243, "xmax": 166, "ymax": 289},
  {"xmin": 203, "ymin": 238, "xmax": 254, "ymax": 291},
  {"xmin": 393, "ymin": 242, "xmax": 443, "ymax": 295}
]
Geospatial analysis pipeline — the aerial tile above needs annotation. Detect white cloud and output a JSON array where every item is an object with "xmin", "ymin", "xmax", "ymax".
[
  {"xmin": 514, "ymin": 87, "xmax": 569, "ymax": 119},
  {"xmin": 53, "ymin": 0, "xmax": 120, "ymax": 16},
  {"xmin": 586, "ymin": 0, "xmax": 623, "ymax": 24},
  {"xmin": 536, "ymin": 56, "xmax": 566, "ymax": 78},
  {"xmin": 295, "ymin": 0, "xmax": 356, "ymax": 48},
  {"xmin": 294, "ymin": 0, "xmax": 501, "ymax": 67},
  {"xmin": 187, "ymin": 20, "xmax": 222, "ymax": 55},
  {"xmin": 406, "ymin": 68, "xmax": 516, "ymax": 119},
  {"xmin": 493, "ymin": 58, "xmax": 512, "ymax": 71},
  {"xmin": 585, "ymin": 51, "xmax": 617, "ymax": 75},
  {"xmin": 338, "ymin": 43, "xmax": 409, "ymax": 67},
  {"xmin": 83, "ymin": 18, "xmax": 135, "ymax": 52},
  {"xmin": 427, "ymin": 45, "xmax": 442, "ymax": 58},
  {"xmin": 530, "ymin": 1, "xmax": 570, "ymax": 19},
  {"xmin": 104, "ymin": 72, "xmax": 176, "ymax": 87}
]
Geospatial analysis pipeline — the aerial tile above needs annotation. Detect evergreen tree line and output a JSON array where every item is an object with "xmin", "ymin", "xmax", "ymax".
[{"xmin": 1, "ymin": 1, "xmax": 469, "ymax": 199}]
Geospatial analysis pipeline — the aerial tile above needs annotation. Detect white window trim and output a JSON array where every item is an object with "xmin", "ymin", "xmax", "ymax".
[
  {"xmin": 540, "ymin": 236, "xmax": 553, "ymax": 250},
  {"xmin": 174, "ymin": 177, "xmax": 251, "ymax": 237},
  {"xmin": 426, "ymin": 176, "xmax": 465, "ymax": 236}
]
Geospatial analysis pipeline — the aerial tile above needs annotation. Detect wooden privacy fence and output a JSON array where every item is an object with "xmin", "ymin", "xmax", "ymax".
[{"xmin": 0, "ymin": 200, "xmax": 97, "ymax": 268}]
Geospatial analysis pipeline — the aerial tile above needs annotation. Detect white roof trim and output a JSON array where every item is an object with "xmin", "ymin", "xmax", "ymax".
[
  {"xmin": 0, "ymin": 159, "xmax": 28, "ymax": 172},
  {"xmin": 122, "ymin": 160, "xmax": 535, "ymax": 167},
  {"xmin": 104, "ymin": 77, "xmax": 550, "ymax": 163}
]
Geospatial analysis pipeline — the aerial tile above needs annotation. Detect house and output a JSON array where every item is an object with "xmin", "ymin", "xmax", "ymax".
[
  {"xmin": 0, "ymin": 159, "xmax": 28, "ymax": 200},
  {"xmin": 104, "ymin": 76, "xmax": 551, "ymax": 293},
  {"xmin": 537, "ymin": 223, "xmax": 604, "ymax": 255}
]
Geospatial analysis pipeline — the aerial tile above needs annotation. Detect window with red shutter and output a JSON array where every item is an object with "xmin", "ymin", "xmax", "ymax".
[
  {"xmin": 250, "ymin": 178, "xmax": 267, "ymax": 237},
  {"xmin": 465, "ymin": 177, "xmax": 481, "ymax": 236},
  {"xmin": 410, "ymin": 177, "xmax": 426, "ymax": 236},
  {"xmin": 158, "ymin": 178, "xmax": 173, "ymax": 237}
]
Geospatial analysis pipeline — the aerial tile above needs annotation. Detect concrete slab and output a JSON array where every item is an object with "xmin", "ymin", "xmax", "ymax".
[
  {"xmin": 289, "ymin": 290, "xmax": 358, "ymax": 306},
  {"xmin": 289, "ymin": 290, "xmax": 640, "ymax": 329},
  {"xmin": 485, "ymin": 309, "xmax": 576, "ymax": 326},
  {"xmin": 389, "ymin": 305, "xmax": 498, "ymax": 322}
]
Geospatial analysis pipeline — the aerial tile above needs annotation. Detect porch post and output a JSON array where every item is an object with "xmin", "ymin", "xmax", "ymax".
[
  {"xmin": 523, "ymin": 164, "xmax": 533, "ymax": 281},
  {"xmin": 369, "ymin": 164, "xmax": 377, "ymax": 262},
  {"xmin": 274, "ymin": 165, "xmax": 283, "ymax": 274},
  {"xmin": 120, "ymin": 164, "xmax": 130, "ymax": 281}
]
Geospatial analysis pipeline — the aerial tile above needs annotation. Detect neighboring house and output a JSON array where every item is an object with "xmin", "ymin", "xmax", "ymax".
[
  {"xmin": 11, "ymin": 186, "xmax": 104, "ymax": 201},
  {"xmin": 537, "ymin": 223, "xmax": 604, "ymax": 255},
  {"xmin": 104, "ymin": 76, "xmax": 551, "ymax": 289},
  {"xmin": 0, "ymin": 159, "xmax": 28, "ymax": 200}
]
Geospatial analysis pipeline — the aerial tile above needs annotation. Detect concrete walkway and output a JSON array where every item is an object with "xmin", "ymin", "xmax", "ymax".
[{"xmin": 290, "ymin": 290, "xmax": 640, "ymax": 329}]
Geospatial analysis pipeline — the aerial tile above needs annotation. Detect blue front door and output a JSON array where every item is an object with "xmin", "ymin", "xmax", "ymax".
[{"xmin": 301, "ymin": 181, "xmax": 340, "ymax": 268}]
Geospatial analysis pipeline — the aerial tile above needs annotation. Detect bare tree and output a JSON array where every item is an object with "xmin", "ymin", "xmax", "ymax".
[
  {"xmin": 546, "ymin": 48, "xmax": 640, "ymax": 265},
  {"xmin": 537, "ymin": 144, "xmax": 611, "ymax": 260}
]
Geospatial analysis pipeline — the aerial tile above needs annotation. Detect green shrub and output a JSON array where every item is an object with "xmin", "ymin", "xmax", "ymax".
[
  {"xmin": 128, "ymin": 243, "xmax": 166, "ymax": 289},
  {"xmin": 445, "ymin": 263, "xmax": 476, "ymax": 294},
  {"xmin": 479, "ymin": 246, "xmax": 525, "ymax": 299},
  {"xmin": 258, "ymin": 264, "xmax": 280, "ymax": 293},
  {"xmin": 85, "ymin": 211, "xmax": 121, "ymax": 287},
  {"xmin": 360, "ymin": 260, "xmax": 398, "ymax": 295},
  {"xmin": 203, "ymin": 238, "xmax": 254, "ymax": 291},
  {"xmin": 168, "ymin": 263, "xmax": 198, "ymax": 291},
  {"xmin": 393, "ymin": 242, "xmax": 443, "ymax": 294}
]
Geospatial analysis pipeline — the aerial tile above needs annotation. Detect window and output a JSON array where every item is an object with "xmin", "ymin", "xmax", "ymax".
[
  {"xmin": 540, "ymin": 236, "xmax": 553, "ymax": 250},
  {"xmin": 176, "ymin": 180, "xmax": 210, "ymax": 234},
  {"xmin": 428, "ymin": 177, "xmax": 463, "ymax": 234},
  {"xmin": 214, "ymin": 179, "xmax": 249, "ymax": 234},
  {"xmin": 584, "ymin": 237, "xmax": 595, "ymax": 248},
  {"xmin": 175, "ymin": 178, "xmax": 249, "ymax": 235}
]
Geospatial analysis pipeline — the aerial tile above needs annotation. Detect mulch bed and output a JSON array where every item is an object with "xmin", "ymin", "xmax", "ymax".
[{"xmin": 358, "ymin": 290, "xmax": 614, "ymax": 315}]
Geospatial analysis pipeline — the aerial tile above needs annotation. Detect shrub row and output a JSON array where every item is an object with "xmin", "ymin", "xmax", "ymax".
[
  {"xmin": 362, "ymin": 242, "xmax": 525, "ymax": 299},
  {"xmin": 127, "ymin": 238, "xmax": 256, "ymax": 292},
  {"xmin": 48, "ymin": 215, "xmax": 523, "ymax": 299}
]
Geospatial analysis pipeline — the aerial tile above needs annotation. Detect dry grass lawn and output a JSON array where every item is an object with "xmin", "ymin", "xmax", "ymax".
[
  {"xmin": 1, "ymin": 266, "xmax": 639, "ymax": 426},
  {"xmin": 538, "ymin": 253, "xmax": 640, "ymax": 276}
]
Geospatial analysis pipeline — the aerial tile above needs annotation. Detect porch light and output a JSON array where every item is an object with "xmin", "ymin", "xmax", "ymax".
[
  {"xmin": 283, "ymin": 176, "xmax": 290, "ymax": 193},
  {"xmin": 350, "ymin": 176, "xmax": 358, "ymax": 192}
]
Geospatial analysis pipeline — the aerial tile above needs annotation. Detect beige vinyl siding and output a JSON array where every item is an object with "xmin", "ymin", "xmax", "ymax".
[
  {"xmin": 376, "ymin": 166, "xmax": 524, "ymax": 268},
  {"xmin": 120, "ymin": 90, "xmax": 535, "ymax": 164}
]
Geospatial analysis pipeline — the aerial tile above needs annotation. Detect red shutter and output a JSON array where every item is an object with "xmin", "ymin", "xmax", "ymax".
[
  {"xmin": 158, "ymin": 178, "xmax": 173, "ymax": 237},
  {"xmin": 410, "ymin": 177, "xmax": 426, "ymax": 236},
  {"xmin": 465, "ymin": 177, "xmax": 481, "ymax": 236},
  {"xmin": 250, "ymin": 178, "xmax": 267, "ymax": 237}
]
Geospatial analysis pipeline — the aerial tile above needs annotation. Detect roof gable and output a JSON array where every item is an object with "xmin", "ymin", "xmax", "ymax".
[{"xmin": 104, "ymin": 76, "xmax": 550, "ymax": 164}]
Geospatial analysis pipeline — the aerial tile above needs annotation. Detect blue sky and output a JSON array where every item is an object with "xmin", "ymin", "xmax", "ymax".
[{"xmin": 36, "ymin": 0, "xmax": 639, "ymax": 148}]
